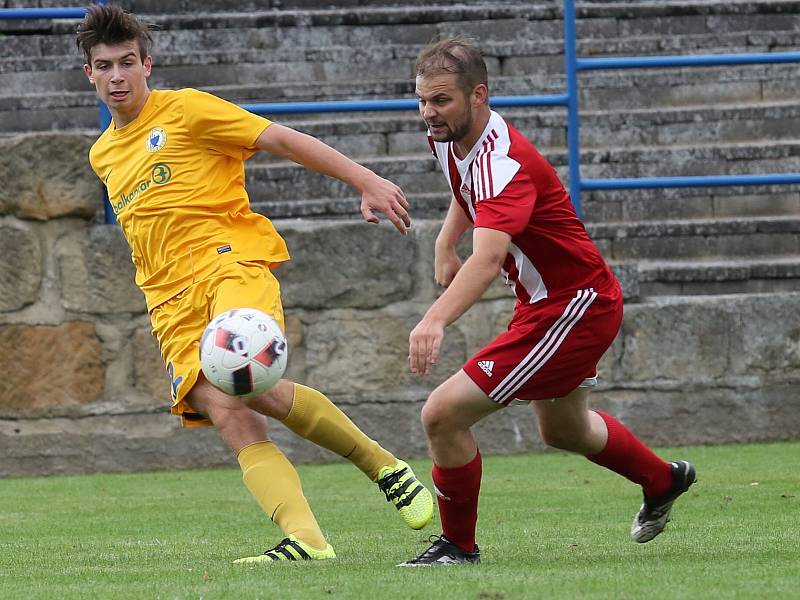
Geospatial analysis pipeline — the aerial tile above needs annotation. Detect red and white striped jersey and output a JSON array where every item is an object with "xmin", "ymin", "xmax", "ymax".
[{"xmin": 428, "ymin": 111, "xmax": 615, "ymax": 304}]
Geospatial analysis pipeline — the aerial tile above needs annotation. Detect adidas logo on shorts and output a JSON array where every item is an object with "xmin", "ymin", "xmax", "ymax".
[{"xmin": 478, "ymin": 360, "xmax": 494, "ymax": 377}]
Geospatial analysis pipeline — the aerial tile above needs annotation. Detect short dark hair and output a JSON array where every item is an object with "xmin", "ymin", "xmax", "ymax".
[
  {"xmin": 76, "ymin": 4, "xmax": 154, "ymax": 65},
  {"xmin": 415, "ymin": 36, "xmax": 488, "ymax": 95}
]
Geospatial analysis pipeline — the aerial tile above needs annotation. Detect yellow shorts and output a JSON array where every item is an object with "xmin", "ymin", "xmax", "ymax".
[{"xmin": 149, "ymin": 260, "xmax": 285, "ymax": 428}]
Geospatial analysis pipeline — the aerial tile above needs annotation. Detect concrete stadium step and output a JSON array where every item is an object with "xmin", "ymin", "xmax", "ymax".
[
  {"xmin": 257, "ymin": 208, "xmax": 800, "ymax": 292},
  {"xmin": 4, "ymin": 0, "xmax": 799, "ymax": 44},
  {"xmin": 581, "ymin": 184, "xmax": 800, "ymax": 223},
  {"xmin": 578, "ymin": 102, "xmax": 800, "ymax": 150},
  {"xmin": 4, "ymin": 38, "xmax": 800, "ymax": 126},
  {"xmin": 0, "ymin": 45, "xmax": 422, "ymax": 94},
  {"xmin": 5, "ymin": 96, "xmax": 800, "ymax": 177},
  {"xmin": 0, "ymin": 3, "xmax": 560, "ymax": 38},
  {"xmin": 254, "ymin": 203, "xmax": 800, "ymax": 262},
  {"xmin": 2, "ymin": 57, "xmax": 797, "ymax": 135},
  {"xmin": 243, "ymin": 140, "xmax": 800, "ymax": 201},
  {"xmin": 249, "ymin": 100, "xmax": 800, "ymax": 159},
  {"xmin": 251, "ymin": 181, "xmax": 800, "ymax": 223},
  {"xmin": 245, "ymin": 152, "xmax": 440, "ymax": 203},
  {"xmin": 253, "ymin": 191, "xmax": 450, "ymax": 221},
  {"xmin": 2, "ymin": 121, "xmax": 789, "ymax": 225},
  {"xmin": 1, "ymin": 0, "xmax": 794, "ymax": 302},
  {"xmin": 3, "ymin": 0, "xmax": 798, "ymax": 103},
  {"xmin": 257, "ymin": 209, "xmax": 798, "ymax": 297},
  {"xmin": 3, "ymin": 36, "xmax": 799, "ymax": 101},
  {"xmin": 243, "ymin": 140, "xmax": 800, "ymax": 225},
  {"xmin": 3, "ymin": 0, "xmax": 800, "ymax": 96},
  {"xmin": 578, "ymin": 139, "xmax": 800, "ymax": 184},
  {"xmin": 635, "ymin": 256, "xmax": 800, "ymax": 297},
  {"xmin": 128, "ymin": 0, "xmax": 448, "ymax": 11},
  {"xmin": 589, "ymin": 216, "xmax": 800, "ymax": 261},
  {"xmin": 6, "ymin": 26, "xmax": 799, "ymax": 77}
]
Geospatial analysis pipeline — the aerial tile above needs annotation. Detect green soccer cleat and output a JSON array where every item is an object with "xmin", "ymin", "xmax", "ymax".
[
  {"xmin": 233, "ymin": 535, "xmax": 336, "ymax": 564},
  {"xmin": 377, "ymin": 460, "xmax": 434, "ymax": 530}
]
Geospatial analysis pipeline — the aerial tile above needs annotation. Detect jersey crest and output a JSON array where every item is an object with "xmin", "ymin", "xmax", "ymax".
[{"xmin": 146, "ymin": 127, "xmax": 167, "ymax": 152}]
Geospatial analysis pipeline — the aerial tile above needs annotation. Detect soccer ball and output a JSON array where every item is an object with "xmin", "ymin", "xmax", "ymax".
[{"xmin": 199, "ymin": 308, "xmax": 288, "ymax": 397}]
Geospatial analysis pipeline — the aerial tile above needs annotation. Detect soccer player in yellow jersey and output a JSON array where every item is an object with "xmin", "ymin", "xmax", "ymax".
[{"xmin": 76, "ymin": 4, "xmax": 433, "ymax": 563}]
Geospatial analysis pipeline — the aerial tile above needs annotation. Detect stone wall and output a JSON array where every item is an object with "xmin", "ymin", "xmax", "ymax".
[{"xmin": 1, "ymin": 133, "xmax": 799, "ymax": 477}]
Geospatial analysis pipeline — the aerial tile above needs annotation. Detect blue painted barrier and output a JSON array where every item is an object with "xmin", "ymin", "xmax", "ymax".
[
  {"xmin": 577, "ymin": 51, "xmax": 800, "ymax": 71},
  {"xmin": 0, "ymin": 7, "xmax": 86, "ymax": 19},
  {"xmin": 582, "ymin": 174, "xmax": 800, "ymax": 191},
  {"xmin": 241, "ymin": 95, "xmax": 569, "ymax": 116}
]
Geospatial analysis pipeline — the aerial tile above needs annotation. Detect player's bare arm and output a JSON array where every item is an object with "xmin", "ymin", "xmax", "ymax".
[
  {"xmin": 434, "ymin": 195, "xmax": 472, "ymax": 287},
  {"xmin": 255, "ymin": 123, "xmax": 411, "ymax": 235},
  {"xmin": 409, "ymin": 227, "xmax": 510, "ymax": 376}
]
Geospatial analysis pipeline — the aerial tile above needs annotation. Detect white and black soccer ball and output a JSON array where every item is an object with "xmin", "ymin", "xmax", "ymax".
[{"xmin": 199, "ymin": 308, "xmax": 288, "ymax": 397}]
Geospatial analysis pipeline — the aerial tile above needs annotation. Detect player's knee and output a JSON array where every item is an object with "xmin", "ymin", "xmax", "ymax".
[
  {"xmin": 420, "ymin": 404, "xmax": 445, "ymax": 437},
  {"xmin": 420, "ymin": 390, "xmax": 458, "ymax": 437}
]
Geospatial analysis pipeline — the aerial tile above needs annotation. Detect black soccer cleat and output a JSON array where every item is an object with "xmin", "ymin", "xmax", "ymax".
[
  {"xmin": 398, "ymin": 535, "xmax": 481, "ymax": 567},
  {"xmin": 631, "ymin": 460, "xmax": 697, "ymax": 543}
]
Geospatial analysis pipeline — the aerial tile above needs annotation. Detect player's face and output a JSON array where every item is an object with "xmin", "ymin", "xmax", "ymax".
[
  {"xmin": 84, "ymin": 41, "xmax": 152, "ymax": 126},
  {"xmin": 415, "ymin": 73, "xmax": 475, "ymax": 144}
]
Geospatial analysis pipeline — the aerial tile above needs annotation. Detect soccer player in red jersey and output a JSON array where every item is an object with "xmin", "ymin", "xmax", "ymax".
[{"xmin": 401, "ymin": 37, "xmax": 696, "ymax": 566}]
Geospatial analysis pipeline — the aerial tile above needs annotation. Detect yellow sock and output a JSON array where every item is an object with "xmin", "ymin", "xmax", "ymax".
[
  {"xmin": 237, "ymin": 441, "xmax": 328, "ymax": 550},
  {"xmin": 282, "ymin": 383, "xmax": 396, "ymax": 481}
]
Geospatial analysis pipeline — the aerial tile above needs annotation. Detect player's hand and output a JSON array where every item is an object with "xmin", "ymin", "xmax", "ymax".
[
  {"xmin": 409, "ymin": 317, "xmax": 445, "ymax": 376},
  {"xmin": 434, "ymin": 246, "xmax": 462, "ymax": 288},
  {"xmin": 360, "ymin": 175, "xmax": 412, "ymax": 235}
]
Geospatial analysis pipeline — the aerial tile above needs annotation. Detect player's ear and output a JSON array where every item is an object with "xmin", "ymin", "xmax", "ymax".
[
  {"xmin": 143, "ymin": 55, "xmax": 153, "ymax": 77},
  {"xmin": 472, "ymin": 83, "xmax": 489, "ymax": 106},
  {"xmin": 83, "ymin": 63, "xmax": 95, "ymax": 84}
]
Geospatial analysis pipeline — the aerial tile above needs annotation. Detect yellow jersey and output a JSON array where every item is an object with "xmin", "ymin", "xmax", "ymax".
[{"xmin": 89, "ymin": 88, "xmax": 290, "ymax": 311}]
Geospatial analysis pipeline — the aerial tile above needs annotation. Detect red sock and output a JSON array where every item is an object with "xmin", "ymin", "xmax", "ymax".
[
  {"xmin": 432, "ymin": 451, "xmax": 482, "ymax": 553},
  {"xmin": 588, "ymin": 411, "xmax": 673, "ymax": 498}
]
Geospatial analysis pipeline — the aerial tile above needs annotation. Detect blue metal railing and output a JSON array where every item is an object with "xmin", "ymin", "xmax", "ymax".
[
  {"xmin": 0, "ymin": 7, "xmax": 92, "ymax": 18},
  {"xmin": 238, "ymin": 0, "xmax": 800, "ymax": 217},
  {"xmin": 239, "ymin": 95, "xmax": 569, "ymax": 115},
  {"xmin": 570, "ymin": 39, "xmax": 800, "ymax": 207},
  {"xmin": 5, "ymin": 0, "xmax": 800, "ymax": 220}
]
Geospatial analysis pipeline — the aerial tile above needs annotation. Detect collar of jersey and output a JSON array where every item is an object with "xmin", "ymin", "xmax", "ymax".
[
  {"xmin": 109, "ymin": 89, "xmax": 161, "ymax": 138},
  {"xmin": 450, "ymin": 110, "xmax": 500, "ymax": 168}
]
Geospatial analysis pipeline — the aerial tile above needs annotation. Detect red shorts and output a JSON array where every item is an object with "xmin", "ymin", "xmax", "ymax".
[{"xmin": 463, "ymin": 285, "xmax": 623, "ymax": 405}]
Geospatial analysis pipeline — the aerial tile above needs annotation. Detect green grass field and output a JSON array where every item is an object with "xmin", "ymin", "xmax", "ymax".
[{"xmin": 1, "ymin": 441, "xmax": 798, "ymax": 599}]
